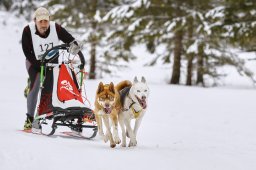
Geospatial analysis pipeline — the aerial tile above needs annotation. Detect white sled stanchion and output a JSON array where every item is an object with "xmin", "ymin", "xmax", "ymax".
[{"xmin": 31, "ymin": 44, "xmax": 97, "ymax": 138}]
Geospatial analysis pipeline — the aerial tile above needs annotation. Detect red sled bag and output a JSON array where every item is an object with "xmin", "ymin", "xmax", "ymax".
[
  {"xmin": 52, "ymin": 63, "xmax": 86, "ymax": 111},
  {"xmin": 57, "ymin": 64, "xmax": 83, "ymax": 103}
]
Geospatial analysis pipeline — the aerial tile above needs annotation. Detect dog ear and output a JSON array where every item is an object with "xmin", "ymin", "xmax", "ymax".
[
  {"xmin": 134, "ymin": 76, "xmax": 138, "ymax": 83},
  {"xmin": 109, "ymin": 82, "xmax": 115, "ymax": 94},
  {"xmin": 141, "ymin": 76, "xmax": 146, "ymax": 83},
  {"xmin": 97, "ymin": 82, "xmax": 104, "ymax": 94}
]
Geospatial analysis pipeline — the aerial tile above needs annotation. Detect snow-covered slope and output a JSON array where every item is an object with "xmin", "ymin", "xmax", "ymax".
[{"xmin": 1, "ymin": 11, "xmax": 256, "ymax": 170}]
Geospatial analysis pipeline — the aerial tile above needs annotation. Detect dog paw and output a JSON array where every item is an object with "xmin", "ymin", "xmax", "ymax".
[
  {"xmin": 100, "ymin": 133, "xmax": 109, "ymax": 143},
  {"xmin": 121, "ymin": 143, "xmax": 126, "ymax": 147},
  {"xmin": 110, "ymin": 143, "xmax": 116, "ymax": 148},
  {"xmin": 99, "ymin": 131, "xmax": 104, "ymax": 136},
  {"xmin": 103, "ymin": 135, "xmax": 109, "ymax": 143},
  {"xmin": 128, "ymin": 142, "xmax": 135, "ymax": 147},
  {"xmin": 114, "ymin": 136, "xmax": 121, "ymax": 144},
  {"xmin": 128, "ymin": 139, "xmax": 137, "ymax": 147}
]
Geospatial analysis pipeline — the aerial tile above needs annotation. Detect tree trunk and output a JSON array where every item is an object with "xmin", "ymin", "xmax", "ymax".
[
  {"xmin": 186, "ymin": 53, "xmax": 194, "ymax": 85},
  {"xmin": 89, "ymin": 39, "xmax": 96, "ymax": 79},
  {"xmin": 196, "ymin": 43, "xmax": 205, "ymax": 86},
  {"xmin": 186, "ymin": 18, "xmax": 194, "ymax": 86},
  {"xmin": 2, "ymin": 0, "xmax": 13, "ymax": 11},
  {"xmin": 170, "ymin": 27, "xmax": 183, "ymax": 84},
  {"xmin": 186, "ymin": 16, "xmax": 194, "ymax": 86},
  {"xmin": 88, "ymin": 0, "xmax": 98, "ymax": 79}
]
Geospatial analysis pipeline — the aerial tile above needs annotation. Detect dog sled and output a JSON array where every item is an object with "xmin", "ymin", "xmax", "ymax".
[{"xmin": 31, "ymin": 43, "xmax": 97, "ymax": 139}]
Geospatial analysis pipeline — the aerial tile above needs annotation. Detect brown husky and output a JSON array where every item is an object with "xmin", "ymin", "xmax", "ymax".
[{"xmin": 94, "ymin": 81, "xmax": 131, "ymax": 148}]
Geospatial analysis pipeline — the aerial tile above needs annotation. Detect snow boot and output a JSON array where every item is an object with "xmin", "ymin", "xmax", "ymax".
[{"xmin": 24, "ymin": 114, "xmax": 34, "ymax": 130}]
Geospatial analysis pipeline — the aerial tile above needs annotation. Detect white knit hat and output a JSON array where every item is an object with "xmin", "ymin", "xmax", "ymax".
[{"xmin": 34, "ymin": 7, "xmax": 50, "ymax": 21}]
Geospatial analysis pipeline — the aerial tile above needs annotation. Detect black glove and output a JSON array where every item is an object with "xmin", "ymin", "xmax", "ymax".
[
  {"xmin": 79, "ymin": 63, "xmax": 85, "ymax": 70},
  {"xmin": 69, "ymin": 40, "xmax": 82, "ymax": 55}
]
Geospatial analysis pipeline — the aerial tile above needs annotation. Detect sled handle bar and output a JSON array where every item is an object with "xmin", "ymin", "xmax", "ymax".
[
  {"xmin": 40, "ymin": 44, "xmax": 69, "ymax": 63},
  {"xmin": 46, "ymin": 63, "xmax": 81, "ymax": 67}
]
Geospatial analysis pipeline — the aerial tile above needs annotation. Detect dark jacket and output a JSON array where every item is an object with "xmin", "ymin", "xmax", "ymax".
[{"xmin": 22, "ymin": 22, "xmax": 85, "ymax": 71}]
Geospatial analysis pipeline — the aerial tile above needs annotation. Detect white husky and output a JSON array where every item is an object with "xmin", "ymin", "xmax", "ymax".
[{"xmin": 118, "ymin": 76, "xmax": 149, "ymax": 147}]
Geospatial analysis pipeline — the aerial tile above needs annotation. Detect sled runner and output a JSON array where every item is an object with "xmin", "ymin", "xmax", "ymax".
[{"xmin": 31, "ymin": 44, "xmax": 97, "ymax": 139}]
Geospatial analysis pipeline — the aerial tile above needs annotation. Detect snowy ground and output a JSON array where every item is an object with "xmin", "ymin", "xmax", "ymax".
[{"xmin": 1, "ymin": 11, "xmax": 256, "ymax": 170}]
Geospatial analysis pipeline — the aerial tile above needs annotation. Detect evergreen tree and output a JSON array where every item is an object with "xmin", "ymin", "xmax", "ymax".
[
  {"xmin": 218, "ymin": 0, "xmax": 256, "ymax": 83},
  {"xmin": 224, "ymin": 0, "xmax": 256, "ymax": 51},
  {"xmin": 47, "ymin": 0, "xmax": 129, "ymax": 79},
  {"xmin": 10, "ymin": 0, "xmax": 42, "ymax": 21},
  {"xmin": 107, "ymin": 0, "xmax": 255, "ymax": 86},
  {"xmin": 0, "ymin": 0, "xmax": 13, "ymax": 11}
]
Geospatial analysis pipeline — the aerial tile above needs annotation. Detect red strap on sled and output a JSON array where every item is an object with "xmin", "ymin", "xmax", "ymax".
[{"xmin": 57, "ymin": 64, "xmax": 83, "ymax": 103}]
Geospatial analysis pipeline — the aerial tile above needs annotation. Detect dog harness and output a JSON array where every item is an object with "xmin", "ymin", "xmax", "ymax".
[
  {"xmin": 131, "ymin": 106, "xmax": 141, "ymax": 118},
  {"xmin": 119, "ymin": 87, "xmax": 142, "ymax": 118}
]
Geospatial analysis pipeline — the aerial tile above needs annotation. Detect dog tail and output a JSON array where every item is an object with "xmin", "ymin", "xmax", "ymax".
[{"xmin": 115, "ymin": 80, "xmax": 132, "ymax": 92}]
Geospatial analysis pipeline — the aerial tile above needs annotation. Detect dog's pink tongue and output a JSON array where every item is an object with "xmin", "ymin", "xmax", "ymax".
[
  {"xmin": 104, "ymin": 108, "xmax": 111, "ymax": 114},
  {"xmin": 141, "ymin": 100, "xmax": 147, "ymax": 109}
]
